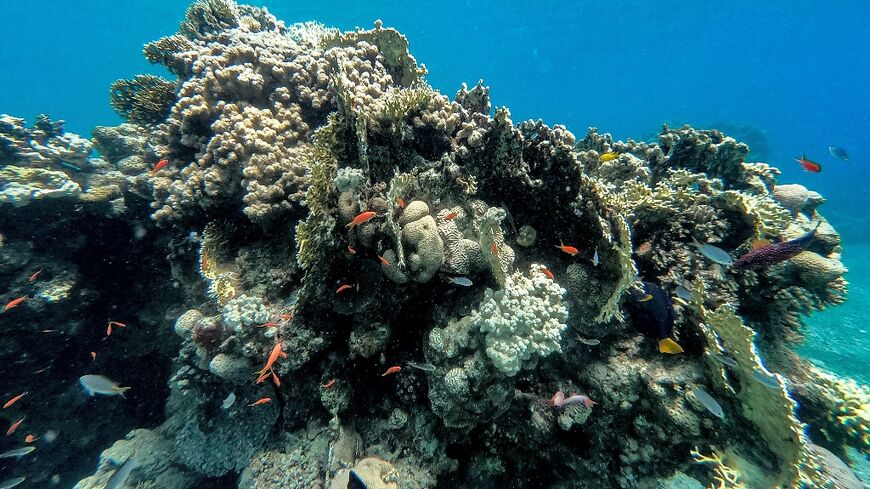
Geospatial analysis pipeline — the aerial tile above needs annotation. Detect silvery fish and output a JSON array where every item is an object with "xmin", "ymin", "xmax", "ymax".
[
  {"xmin": 79, "ymin": 375, "xmax": 130, "ymax": 397},
  {"xmin": 828, "ymin": 146, "xmax": 849, "ymax": 161},
  {"xmin": 222, "ymin": 392, "xmax": 236, "ymax": 410},
  {"xmin": 576, "ymin": 337, "xmax": 600, "ymax": 346},
  {"xmin": 692, "ymin": 387, "xmax": 724, "ymax": 419},
  {"xmin": 592, "ymin": 248, "xmax": 599, "ymax": 267},
  {"xmin": 406, "ymin": 361, "xmax": 436, "ymax": 372},
  {"xmin": 448, "ymin": 276, "xmax": 473, "ymax": 287},
  {"xmin": 0, "ymin": 477, "xmax": 25, "ymax": 489},
  {"xmin": 694, "ymin": 241, "xmax": 733, "ymax": 266},
  {"xmin": 710, "ymin": 353, "xmax": 738, "ymax": 368},
  {"xmin": 0, "ymin": 446, "xmax": 35, "ymax": 459},
  {"xmin": 105, "ymin": 454, "xmax": 138, "ymax": 489},
  {"xmin": 752, "ymin": 370, "xmax": 782, "ymax": 389},
  {"xmin": 674, "ymin": 285, "xmax": 693, "ymax": 301}
]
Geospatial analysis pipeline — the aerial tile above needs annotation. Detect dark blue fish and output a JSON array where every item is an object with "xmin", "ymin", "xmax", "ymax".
[
  {"xmin": 625, "ymin": 282, "xmax": 684, "ymax": 354},
  {"xmin": 828, "ymin": 146, "xmax": 849, "ymax": 161},
  {"xmin": 732, "ymin": 223, "xmax": 820, "ymax": 270}
]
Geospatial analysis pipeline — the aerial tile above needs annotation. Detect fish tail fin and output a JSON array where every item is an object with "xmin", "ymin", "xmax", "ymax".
[
  {"xmin": 659, "ymin": 338, "xmax": 684, "ymax": 354},
  {"xmin": 114, "ymin": 386, "xmax": 131, "ymax": 398}
]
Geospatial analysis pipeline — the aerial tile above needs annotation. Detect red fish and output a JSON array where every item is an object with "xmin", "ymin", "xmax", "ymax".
[
  {"xmin": 256, "ymin": 342, "xmax": 287, "ymax": 376},
  {"xmin": 491, "ymin": 243, "xmax": 499, "ymax": 255},
  {"xmin": 3, "ymin": 392, "xmax": 27, "ymax": 409},
  {"xmin": 322, "ymin": 379, "xmax": 336, "ymax": 389},
  {"xmin": 378, "ymin": 255, "xmax": 390, "ymax": 266},
  {"xmin": 381, "ymin": 366, "xmax": 401, "ymax": 377},
  {"xmin": 444, "ymin": 212, "xmax": 458, "ymax": 220},
  {"xmin": 6, "ymin": 417, "xmax": 25, "ymax": 436},
  {"xmin": 397, "ymin": 197, "xmax": 406, "ymax": 208},
  {"xmin": 28, "ymin": 269, "xmax": 42, "ymax": 283},
  {"xmin": 346, "ymin": 211, "xmax": 377, "ymax": 229},
  {"xmin": 271, "ymin": 371, "xmax": 281, "ymax": 387},
  {"xmin": 555, "ymin": 241, "xmax": 579, "ymax": 256},
  {"xmin": 347, "ymin": 245, "xmax": 357, "ymax": 255},
  {"xmin": 90, "ymin": 351, "xmax": 97, "ymax": 362},
  {"xmin": 3, "ymin": 296, "xmax": 27, "ymax": 312},
  {"xmin": 24, "ymin": 434, "xmax": 38, "ymax": 443},
  {"xmin": 106, "ymin": 320, "xmax": 126, "ymax": 336},
  {"xmin": 248, "ymin": 397, "xmax": 271, "ymax": 407},
  {"xmin": 255, "ymin": 371, "xmax": 271, "ymax": 384},
  {"xmin": 540, "ymin": 267, "xmax": 555, "ymax": 280},
  {"xmin": 257, "ymin": 322, "xmax": 279, "ymax": 328},
  {"xmin": 336, "ymin": 284, "xmax": 354, "ymax": 294},
  {"xmin": 795, "ymin": 154, "xmax": 821, "ymax": 173},
  {"xmin": 150, "ymin": 159, "xmax": 169, "ymax": 175},
  {"xmin": 280, "ymin": 314, "xmax": 293, "ymax": 321}
]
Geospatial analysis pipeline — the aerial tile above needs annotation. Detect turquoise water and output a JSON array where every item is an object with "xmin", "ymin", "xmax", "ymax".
[{"xmin": 1, "ymin": 1, "xmax": 868, "ymax": 488}]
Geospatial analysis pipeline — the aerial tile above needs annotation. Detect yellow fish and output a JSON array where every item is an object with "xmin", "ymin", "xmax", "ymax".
[{"xmin": 599, "ymin": 151, "xmax": 619, "ymax": 162}]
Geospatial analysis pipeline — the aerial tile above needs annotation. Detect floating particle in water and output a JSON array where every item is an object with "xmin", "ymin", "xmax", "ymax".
[
  {"xmin": 43, "ymin": 430, "xmax": 58, "ymax": 443},
  {"xmin": 710, "ymin": 353, "xmax": 738, "ymax": 368},
  {"xmin": 752, "ymin": 370, "xmax": 782, "ymax": 389},
  {"xmin": 406, "ymin": 361, "xmax": 436, "ymax": 372},
  {"xmin": 576, "ymin": 337, "xmax": 600, "ymax": 346},
  {"xmin": 692, "ymin": 387, "xmax": 724, "ymax": 419}
]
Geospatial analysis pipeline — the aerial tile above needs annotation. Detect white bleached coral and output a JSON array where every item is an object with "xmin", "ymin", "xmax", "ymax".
[
  {"xmin": 470, "ymin": 264, "xmax": 568, "ymax": 376},
  {"xmin": 221, "ymin": 293, "xmax": 270, "ymax": 332}
]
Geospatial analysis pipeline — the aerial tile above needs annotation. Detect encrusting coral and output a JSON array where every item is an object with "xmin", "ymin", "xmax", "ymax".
[{"xmin": 0, "ymin": 1, "xmax": 851, "ymax": 488}]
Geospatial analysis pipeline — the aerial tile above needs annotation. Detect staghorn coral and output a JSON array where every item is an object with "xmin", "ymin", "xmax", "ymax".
[{"xmin": 110, "ymin": 74, "xmax": 177, "ymax": 126}]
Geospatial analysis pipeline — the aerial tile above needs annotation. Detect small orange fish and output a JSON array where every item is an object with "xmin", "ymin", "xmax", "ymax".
[
  {"xmin": 322, "ymin": 379, "xmax": 336, "ymax": 389},
  {"xmin": 540, "ymin": 267, "xmax": 555, "ymax": 280},
  {"xmin": 28, "ymin": 269, "xmax": 42, "ymax": 283},
  {"xmin": 107, "ymin": 325, "xmax": 112, "ymax": 336},
  {"xmin": 150, "ymin": 158, "xmax": 169, "ymax": 175},
  {"xmin": 794, "ymin": 154, "xmax": 821, "ymax": 173},
  {"xmin": 6, "ymin": 417, "xmax": 25, "ymax": 436},
  {"xmin": 336, "ymin": 284, "xmax": 354, "ymax": 294},
  {"xmin": 346, "ymin": 211, "xmax": 377, "ymax": 229},
  {"xmin": 256, "ymin": 342, "xmax": 287, "ymax": 376},
  {"xmin": 271, "ymin": 371, "xmax": 281, "ymax": 387},
  {"xmin": 255, "ymin": 371, "xmax": 271, "ymax": 384},
  {"xmin": 3, "ymin": 296, "xmax": 27, "ymax": 312},
  {"xmin": 3, "ymin": 392, "xmax": 27, "ymax": 409},
  {"xmin": 258, "ymin": 322, "xmax": 279, "ymax": 328},
  {"xmin": 378, "ymin": 255, "xmax": 390, "ymax": 266},
  {"xmin": 491, "ymin": 243, "xmax": 499, "ymax": 255},
  {"xmin": 381, "ymin": 366, "xmax": 401, "ymax": 377},
  {"xmin": 636, "ymin": 241, "xmax": 652, "ymax": 256},
  {"xmin": 444, "ymin": 212, "xmax": 458, "ymax": 220},
  {"xmin": 24, "ymin": 434, "xmax": 38, "ymax": 443},
  {"xmin": 106, "ymin": 320, "xmax": 126, "ymax": 336},
  {"xmin": 248, "ymin": 397, "xmax": 272, "ymax": 407},
  {"xmin": 280, "ymin": 314, "xmax": 293, "ymax": 321},
  {"xmin": 555, "ymin": 241, "xmax": 580, "ymax": 256},
  {"xmin": 347, "ymin": 245, "xmax": 357, "ymax": 255},
  {"xmin": 90, "ymin": 351, "xmax": 97, "ymax": 361},
  {"xmin": 397, "ymin": 197, "xmax": 406, "ymax": 208}
]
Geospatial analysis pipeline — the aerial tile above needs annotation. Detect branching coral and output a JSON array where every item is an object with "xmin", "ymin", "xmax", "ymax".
[{"xmin": 110, "ymin": 75, "xmax": 177, "ymax": 126}]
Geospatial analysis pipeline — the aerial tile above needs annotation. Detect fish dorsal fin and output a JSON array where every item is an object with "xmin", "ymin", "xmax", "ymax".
[{"xmin": 659, "ymin": 338, "xmax": 684, "ymax": 354}]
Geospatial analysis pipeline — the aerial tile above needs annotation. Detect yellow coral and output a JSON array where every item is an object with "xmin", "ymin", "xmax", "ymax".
[
  {"xmin": 207, "ymin": 272, "xmax": 239, "ymax": 305},
  {"xmin": 809, "ymin": 365, "xmax": 870, "ymax": 454},
  {"xmin": 690, "ymin": 448, "xmax": 748, "ymax": 489}
]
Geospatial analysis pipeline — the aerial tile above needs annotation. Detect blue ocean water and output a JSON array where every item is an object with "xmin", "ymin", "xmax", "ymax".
[
  {"xmin": 1, "ymin": 2, "xmax": 869, "ymax": 487},
  {"xmin": 2, "ymin": 0, "xmax": 867, "ymax": 380}
]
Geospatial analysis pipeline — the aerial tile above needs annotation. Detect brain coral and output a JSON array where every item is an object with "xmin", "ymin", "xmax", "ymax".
[{"xmin": 470, "ymin": 264, "xmax": 568, "ymax": 376}]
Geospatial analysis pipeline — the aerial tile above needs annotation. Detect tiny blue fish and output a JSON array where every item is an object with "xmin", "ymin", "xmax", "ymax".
[
  {"xmin": 828, "ymin": 146, "xmax": 849, "ymax": 161},
  {"xmin": 448, "ymin": 276, "xmax": 473, "ymax": 287}
]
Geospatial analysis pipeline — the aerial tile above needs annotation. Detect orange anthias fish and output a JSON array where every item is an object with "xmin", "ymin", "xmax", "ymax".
[
  {"xmin": 3, "ymin": 296, "xmax": 27, "ymax": 312},
  {"xmin": 24, "ymin": 434, "xmax": 39, "ymax": 443},
  {"xmin": 378, "ymin": 255, "xmax": 390, "ymax": 266},
  {"xmin": 150, "ymin": 158, "xmax": 169, "ymax": 175},
  {"xmin": 795, "ymin": 154, "xmax": 821, "ymax": 173},
  {"xmin": 381, "ymin": 366, "xmax": 401, "ymax": 377},
  {"xmin": 3, "ymin": 392, "xmax": 27, "ymax": 409},
  {"xmin": 336, "ymin": 284, "xmax": 354, "ymax": 294},
  {"xmin": 347, "ymin": 245, "xmax": 357, "ymax": 255},
  {"xmin": 256, "ymin": 342, "xmax": 287, "ymax": 376},
  {"xmin": 540, "ymin": 267, "xmax": 555, "ymax": 280},
  {"xmin": 255, "ymin": 371, "xmax": 271, "ymax": 384},
  {"xmin": 346, "ymin": 211, "xmax": 377, "ymax": 229},
  {"xmin": 322, "ymin": 379, "xmax": 336, "ymax": 389},
  {"xmin": 396, "ymin": 197, "xmax": 406, "ymax": 208},
  {"xmin": 271, "ymin": 371, "xmax": 281, "ymax": 387},
  {"xmin": 555, "ymin": 241, "xmax": 580, "ymax": 256},
  {"xmin": 106, "ymin": 320, "xmax": 126, "ymax": 336},
  {"xmin": 28, "ymin": 269, "xmax": 42, "ymax": 283},
  {"xmin": 257, "ymin": 322, "xmax": 279, "ymax": 328},
  {"xmin": 6, "ymin": 417, "xmax": 25, "ymax": 436},
  {"xmin": 248, "ymin": 397, "xmax": 272, "ymax": 407},
  {"xmin": 90, "ymin": 351, "xmax": 97, "ymax": 361},
  {"xmin": 636, "ymin": 241, "xmax": 653, "ymax": 256},
  {"xmin": 280, "ymin": 313, "xmax": 293, "ymax": 321},
  {"xmin": 444, "ymin": 212, "xmax": 458, "ymax": 220},
  {"xmin": 491, "ymin": 243, "xmax": 499, "ymax": 255}
]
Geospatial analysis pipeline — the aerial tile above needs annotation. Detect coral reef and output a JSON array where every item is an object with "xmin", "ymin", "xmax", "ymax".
[{"xmin": 1, "ymin": 2, "xmax": 858, "ymax": 488}]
